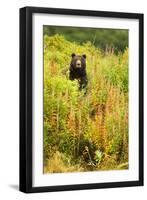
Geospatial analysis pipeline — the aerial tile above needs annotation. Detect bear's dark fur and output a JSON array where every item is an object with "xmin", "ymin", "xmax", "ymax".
[{"xmin": 69, "ymin": 53, "xmax": 88, "ymax": 90}]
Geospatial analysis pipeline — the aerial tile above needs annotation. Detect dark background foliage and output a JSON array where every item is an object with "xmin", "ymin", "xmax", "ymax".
[{"xmin": 43, "ymin": 25, "xmax": 128, "ymax": 53}]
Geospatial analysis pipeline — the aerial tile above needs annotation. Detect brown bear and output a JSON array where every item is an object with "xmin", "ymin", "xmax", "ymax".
[{"xmin": 69, "ymin": 53, "xmax": 88, "ymax": 90}]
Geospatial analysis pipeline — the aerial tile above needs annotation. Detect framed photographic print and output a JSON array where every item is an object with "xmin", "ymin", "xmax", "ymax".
[{"xmin": 19, "ymin": 7, "xmax": 144, "ymax": 193}]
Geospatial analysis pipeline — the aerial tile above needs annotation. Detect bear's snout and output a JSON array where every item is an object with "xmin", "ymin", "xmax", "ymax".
[{"xmin": 76, "ymin": 60, "xmax": 81, "ymax": 68}]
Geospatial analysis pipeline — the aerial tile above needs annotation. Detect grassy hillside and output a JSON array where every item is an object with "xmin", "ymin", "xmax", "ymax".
[{"xmin": 43, "ymin": 34, "xmax": 128, "ymax": 173}]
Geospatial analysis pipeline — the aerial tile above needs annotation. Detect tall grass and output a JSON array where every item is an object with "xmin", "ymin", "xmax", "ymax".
[{"xmin": 43, "ymin": 34, "xmax": 128, "ymax": 173}]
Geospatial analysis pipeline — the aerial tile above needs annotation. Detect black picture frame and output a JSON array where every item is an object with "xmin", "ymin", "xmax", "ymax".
[{"xmin": 19, "ymin": 6, "xmax": 144, "ymax": 193}]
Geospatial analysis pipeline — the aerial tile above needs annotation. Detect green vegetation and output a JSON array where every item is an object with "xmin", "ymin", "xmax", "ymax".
[
  {"xmin": 43, "ymin": 34, "xmax": 128, "ymax": 173},
  {"xmin": 44, "ymin": 26, "xmax": 128, "ymax": 53}
]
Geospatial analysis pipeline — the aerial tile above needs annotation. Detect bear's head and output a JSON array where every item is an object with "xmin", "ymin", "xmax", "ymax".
[{"xmin": 70, "ymin": 53, "xmax": 86, "ymax": 69}]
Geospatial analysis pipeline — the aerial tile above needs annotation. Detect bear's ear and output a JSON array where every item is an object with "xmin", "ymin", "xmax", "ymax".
[
  {"xmin": 82, "ymin": 54, "xmax": 86, "ymax": 59},
  {"xmin": 71, "ymin": 53, "xmax": 76, "ymax": 58}
]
